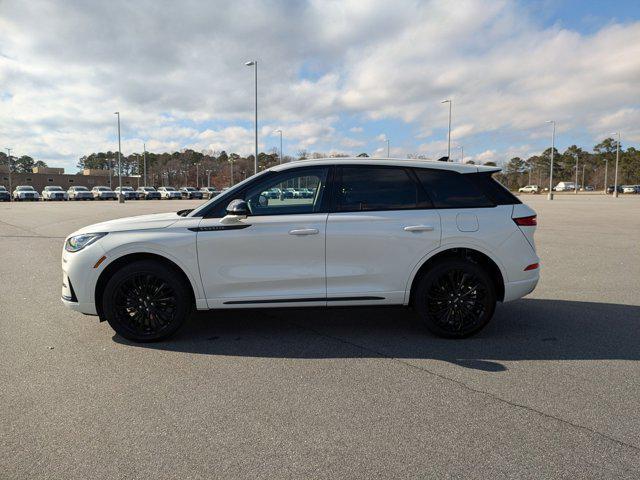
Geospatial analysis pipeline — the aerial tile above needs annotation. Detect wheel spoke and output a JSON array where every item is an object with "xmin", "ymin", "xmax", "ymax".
[
  {"xmin": 425, "ymin": 267, "xmax": 488, "ymax": 334},
  {"xmin": 112, "ymin": 273, "xmax": 178, "ymax": 336}
]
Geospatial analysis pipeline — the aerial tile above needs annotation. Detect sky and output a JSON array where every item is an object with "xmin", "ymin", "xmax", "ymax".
[{"xmin": 1, "ymin": 0, "xmax": 639, "ymax": 172}]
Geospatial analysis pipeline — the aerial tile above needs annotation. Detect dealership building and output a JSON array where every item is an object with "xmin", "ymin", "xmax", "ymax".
[{"xmin": 0, "ymin": 166, "xmax": 139, "ymax": 192}]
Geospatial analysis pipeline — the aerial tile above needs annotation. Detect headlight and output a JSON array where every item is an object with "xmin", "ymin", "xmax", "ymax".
[{"xmin": 65, "ymin": 233, "xmax": 107, "ymax": 252}]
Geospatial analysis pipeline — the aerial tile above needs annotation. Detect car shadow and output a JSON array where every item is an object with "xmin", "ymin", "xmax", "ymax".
[{"xmin": 113, "ymin": 298, "xmax": 640, "ymax": 371}]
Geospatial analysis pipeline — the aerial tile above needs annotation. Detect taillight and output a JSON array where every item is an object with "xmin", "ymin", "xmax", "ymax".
[{"xmin": 513, "ymin": 215, "xmax": 537, "ymax": 226}]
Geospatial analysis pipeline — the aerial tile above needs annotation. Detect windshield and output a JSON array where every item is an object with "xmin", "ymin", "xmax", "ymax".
[
  {"xmin": 96, "ymin": 187, "xmax": 110, "ymax": 191},
  {"xmin": 0, "ymin": 187, "xmax": 7, "ymax": 191},
  {"xmin": 164, "ymin": 187, "xmax": 176, "ymax": 191},
  {"xmin": 184, "ymin": 187, "xmax": 195, "ymax": 191},
  {"xmin": 119, "ymin": 187, "xmax": 133, "ymax": 191},
  {"xmin": 141, "ymin": 187, "xmax": 155, "ymax": 191},
  {"xmin": 17, "ymin": 186, "xmax": 35, "ymax": 191},
  {"xmin": 75, "ymin": 187, "xmax": 88, "ymax": 191},
  {"xmin": 46, "ymin": 186, "xmax": 63, "ymax": 191}
]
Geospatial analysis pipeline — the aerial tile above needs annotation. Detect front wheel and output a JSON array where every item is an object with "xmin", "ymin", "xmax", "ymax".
[
  {"xmin": 101, "ymin": 260, "xmax": 192, "ymax": 342},
  {"xmin": 413, "ymin": 259, "xmax": 496, "ymax": 338}
]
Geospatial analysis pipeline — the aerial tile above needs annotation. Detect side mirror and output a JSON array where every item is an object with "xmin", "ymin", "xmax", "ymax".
[{"xmin": 221, "ymin": 199, "xmax": 250, "ymax": 224}]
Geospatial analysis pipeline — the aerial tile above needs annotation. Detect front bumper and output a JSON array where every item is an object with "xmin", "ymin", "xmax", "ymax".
[{"xmin": 60, "ymin": 242, "xmax": 106, "ymax": 316}]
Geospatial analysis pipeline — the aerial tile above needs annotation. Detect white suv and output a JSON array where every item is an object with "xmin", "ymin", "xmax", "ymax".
[{"xmin": 61, "ymin": 158, "xmax": 539, "ymax": 342}]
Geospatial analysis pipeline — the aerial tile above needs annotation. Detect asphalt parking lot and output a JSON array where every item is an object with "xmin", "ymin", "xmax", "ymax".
[{"xmin": 1, "ymin": 195, "xmax": 639, "ymax": 479}]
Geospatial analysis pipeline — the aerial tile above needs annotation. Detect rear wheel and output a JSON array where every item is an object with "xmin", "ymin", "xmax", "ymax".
[
  {"xmin": 414, "ymin": 259, "xmax": 496, "ymax": 338},
  {"xmin": 102, "ymin": 260, "xmax": 192, "ymax": 342}
]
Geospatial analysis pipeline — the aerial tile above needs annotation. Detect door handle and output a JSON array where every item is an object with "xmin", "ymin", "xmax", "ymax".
[
  {"xmin": 403, "ymin": 225, "xmax": 434, "ymax": 232},
  {"xmin": 289, "ymin": 228, "xmax": 319, "ymax": 236}
]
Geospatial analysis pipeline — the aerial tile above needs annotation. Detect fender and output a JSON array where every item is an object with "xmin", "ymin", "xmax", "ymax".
[
  {"xmin": 403, "ymin": 241, "xmax": 508, "ymax": 305},
  {"xmin": 94, "ymin": 242, "xmax": 207, "ymax": 310}
]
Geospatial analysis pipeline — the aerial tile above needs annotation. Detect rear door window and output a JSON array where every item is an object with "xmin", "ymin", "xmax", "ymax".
[{"xmin": 335, "ymin": 166, "xmax": 429, "ymax": 211}]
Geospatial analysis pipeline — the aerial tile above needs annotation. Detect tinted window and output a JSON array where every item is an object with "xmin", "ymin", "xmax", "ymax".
[
  {"xmin": 414, "ymin": 169, "xmax": 494, "ymax": 208},
  {"xmin": 466, "ymin": 172, "xmax": 521, "ymax": 205},
  {"xmin": 243, "ymin": 167, "xmax": 328, "ymax": 216},
  {"xmin": 336, "ymin": 166, "xmax": 424, "ymax": 212}
]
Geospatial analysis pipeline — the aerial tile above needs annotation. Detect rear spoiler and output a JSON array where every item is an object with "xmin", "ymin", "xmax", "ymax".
[{"xmin": 476, "ymin": 165, "xmax": 502, "ymax": 173}]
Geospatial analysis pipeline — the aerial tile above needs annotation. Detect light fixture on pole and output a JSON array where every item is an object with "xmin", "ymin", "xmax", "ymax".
[
  {"xmin": 245, "ymin": 60, "xmax": 258, "ymax": 175},
  {"xmin": 546, "ymin": 120, "xmax": 555, "ymax": 200},
  {"xmin": 441, "ymin": 99, "xmax": 452, "ymax": 160},
  {"xmin": 5, "ymin": 147, "xmax": 12, "ymax": 201},
  {"xmin": 114, "ymin": 112, "xmax": 124, "ymax": 203},
  {"xmin": 612, "ymin": 132, "xmax": 620, "ymax": 198},
  {"xmin": 274, "ymin": 129, "xmax": 283, "ymax": 164}
]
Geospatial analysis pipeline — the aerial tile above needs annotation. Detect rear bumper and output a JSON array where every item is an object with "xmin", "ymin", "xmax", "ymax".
[{"xmin": 503, "ymin": 274, "xmax": 539, "ymax": 302}]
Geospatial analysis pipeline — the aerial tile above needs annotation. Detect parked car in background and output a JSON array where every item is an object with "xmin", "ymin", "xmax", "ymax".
[
  {"xmin": 199, "ymin": 187, "xmax": 221, "ymax": 199},
  {"xmin": 621, "ymin": 185, "xmax": 637, "ymax": 194},
  {"xmin": 179, "ymin": 187, "xmax": 203, "ymax": 199},
  {"xmin": 68, "ymin": 186, "xmax": 93, "ymax": 201},
  {"xmin": 580, "ymin": 185, "xmax": 595, "ymax": 191},
  {"xmin": 136, "ymin": 186, "xmax": 161, "ymax": 200},
  {"xmin": 263, "ymin": 187, "xmax": 281, "ymax": 199},
  {"xmin": 115, "ymin": 186, "xmax": 139, "ymax": 200},
  {"xmin": 555, "ymin": 182, "xmax": 577, "ymax": 192},
  {"xmin": 158, "ymin": 186, "xmax": 182, "ymax": 200},
  {"xmin": 518, "ymin": 185, "xmax": 540, "ymax": 194},
  {"xmin": 42, "ymin": 186, "xmax": 68, "ymax": 201},
  {"xmin": 92, "ymin": 186, "xmax": 117, "ymax": 200},
  {"xmin": 606, "ymin": 185, "xmax": 624, "ymax": 194},
  {"xmin": 61, "ymin": 158, "xmax": 539, "ymax": 342},
  {"xmin": 13, "ymin": 185, "xmax": 39, "ymax": 201},
  {"xmin": 0, "ymin": 186, "xmax": 10, "ymax": 202},
  {"xmin": 280, "ymin": 187, "xmax": 299, "ymax": 199},
  {"xmin": 298, "ymin": 188, "xmax": 315, "ymax": 198}
]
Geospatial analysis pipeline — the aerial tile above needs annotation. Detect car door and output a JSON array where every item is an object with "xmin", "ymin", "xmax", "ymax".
[
  {"xmin": 196, "ymin": 166, "xmax": 330, "ymax": 308},
  {"xmin": 325, "ymin": 165, "xmax": 441, "ymax": 305}
]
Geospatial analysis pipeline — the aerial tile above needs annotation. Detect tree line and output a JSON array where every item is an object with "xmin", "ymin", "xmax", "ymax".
[
  {"xmin": 494, "ymin": 138, "xmax": 639, "ymax": 190},
  {"xmin": 2, "ymin": 138, "xmax": 638, "ymax": 190}
]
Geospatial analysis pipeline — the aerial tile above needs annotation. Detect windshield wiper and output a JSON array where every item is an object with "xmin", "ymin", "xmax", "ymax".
[{"xmin": 177, "ymin": 209, "xmax": 193, "ymax": 217}]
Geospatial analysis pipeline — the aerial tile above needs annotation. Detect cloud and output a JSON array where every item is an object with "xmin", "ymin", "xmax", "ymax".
[{"xmin": 0, "ymin": 0, "xmax": 638, "ymax": 170}]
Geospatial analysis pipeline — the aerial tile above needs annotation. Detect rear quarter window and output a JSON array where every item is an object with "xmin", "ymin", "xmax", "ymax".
[
  {"xmin": 414, "ymin": 169, "xmax": 494, "ymax": 208},
  {"xmin": 466, "ymin": 172, "xmax": 521, "ymax": 205}
]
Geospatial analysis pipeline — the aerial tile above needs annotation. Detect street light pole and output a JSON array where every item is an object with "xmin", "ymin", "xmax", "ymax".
[
  {"xmin": 546, "ymin": 120, "xmax": 555, "ymax": 200},
  {"xmin": 6, "ymin": 148, "xmax": 12, "ymax": 201},
  {"xmin": 460, "ymin": 145, "xmax": 464, "ymax": 163},
  {"xmin": 206, "ymin": 170, "xmax": 211, "ymax": 188},
  {"xmin": 574, "ymin": 153, "xmax": 579, "ymax": 194},
  {"xmin": 442, "ymin": 99, "xmax": 452, "ymax": 160},
  {"xmin": 245, "ymin": 60, "xmax": 258, "ymax": 175},
  {"xmin": 228, "ymin": 159, "xmax": 234, "ymax": 186},
  {"xmin": 612, "ymin": 132, "xmax": 620, "ymax": 198},
  {"xmin": 582, "ymin": 164, "xmax": 585, "ymax": 190},
  {"xmin": 386, "ymin": 138, "xmax": 390, "ymax": 158},
  {"xmin": 114, "ymin": 112, "xmax": 124, "ymax": 203},
  {"xmin": 196, "ymin": 163, "xmax": 199, "ymax": 188},
  {"xmin": 143, "ymin": 142, "xmax": 147, "ymax": 187},
  {"xmin": 274, "ymin": 129, "xmax": 283, "ymax": 164}
]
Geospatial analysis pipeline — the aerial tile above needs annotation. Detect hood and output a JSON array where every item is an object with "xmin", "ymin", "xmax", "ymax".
[{"xmin": 71, "ymin": 212, "xmax": 181, "ymax": 235}]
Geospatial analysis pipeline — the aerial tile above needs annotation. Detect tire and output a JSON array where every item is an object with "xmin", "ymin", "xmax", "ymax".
[
  {"xmin": 101, "ymin": 260, "xmax": 192, "ymax": 342},
  {"xmin": 413, "ymin": 258, "xmax": 496, "ymax": 338}
]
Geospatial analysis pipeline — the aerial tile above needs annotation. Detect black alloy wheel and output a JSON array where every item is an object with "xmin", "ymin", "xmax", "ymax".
[
  {"xmin": 102, "ymin": 260, "xmax": 191, "ymax": 342},
  {"xmin": 414, "ymin": 258, "xmax": 496, "ymax": 338}
]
